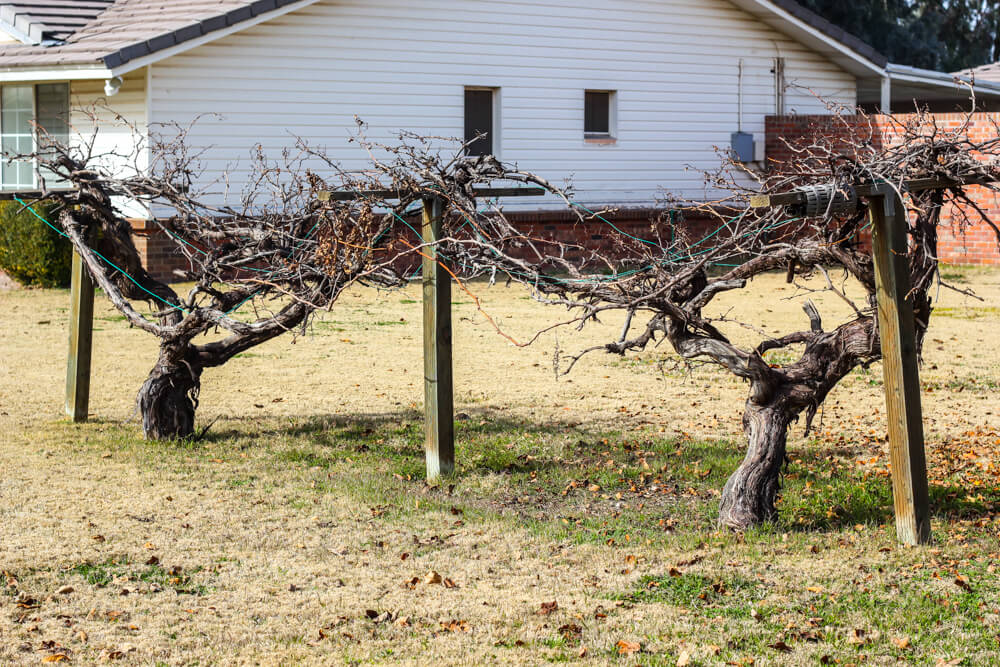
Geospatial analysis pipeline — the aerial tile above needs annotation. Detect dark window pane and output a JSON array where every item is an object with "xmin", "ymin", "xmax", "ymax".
[
  {"xmin": 36, "ymin": 83, "xmax": 70, "ymax": 187},
  {"xmin": 36, "ymin": 83, "xmax": 69, "ymax": 144},
  {"xmin": 585, "ymin": 91, "xmax": 610, "ymax": 135},
  {"xmin": 465, "ymin": 89, "xmax": 493, "ymax": 156}
]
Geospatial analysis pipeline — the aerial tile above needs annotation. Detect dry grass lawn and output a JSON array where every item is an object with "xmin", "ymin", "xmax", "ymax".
[{"xmin": 1, "ymin": 267, "xmax": 999, "ymax": 665}]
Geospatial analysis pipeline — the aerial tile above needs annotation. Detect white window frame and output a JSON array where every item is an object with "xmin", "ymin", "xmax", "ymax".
[
  {"xmin": 0, "ymin": 82, "xmax": 70, "ymax": 191},
  {"xmin": 1, "ymin": 83, "xmax": 37, "ymax": 190}
]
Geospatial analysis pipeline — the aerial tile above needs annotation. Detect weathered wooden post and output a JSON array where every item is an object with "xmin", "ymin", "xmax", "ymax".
[
  {"xmin": 868, "ymin": 186, "xmax": 931, "ymax": 545},
  {"xmin": 65, "ymin": 249, "xmax": 94, "ymax": 422},
  {"xmin": 317, "ymin": 186, "xmax": 544, "ymax": 481},
  {"xmin": 421, "ymin": 196, "xmax": 455, "ymax": 479},
  {"xmin": 750, "ymin": 179, "xmax": 980, "ymax": 545}
]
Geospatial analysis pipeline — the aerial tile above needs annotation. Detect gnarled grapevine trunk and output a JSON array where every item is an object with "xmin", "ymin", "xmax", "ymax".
[
  {"xmin": 137, "ymin": 342, "xmax": 203, "ymax": 440},
  {"xmin": 718, "ymin": 400, "xmax": 792, "ymax": 529}
]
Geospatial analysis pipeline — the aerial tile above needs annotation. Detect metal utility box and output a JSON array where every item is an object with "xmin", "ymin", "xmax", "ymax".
[{"xmin": 731, "ymin": 131, "xmax": 755, "ymax": 162}]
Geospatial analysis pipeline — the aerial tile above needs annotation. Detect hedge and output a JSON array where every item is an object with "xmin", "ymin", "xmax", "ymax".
[{"xmin": 0, "ymin": 199, "xmax": 71, "ymax": 288}]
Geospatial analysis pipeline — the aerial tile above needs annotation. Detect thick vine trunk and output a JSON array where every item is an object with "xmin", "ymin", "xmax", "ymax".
[
  {"xmin": 137, "ymin": 343, "xmax": 203, "ymax": 440},
  {"xmin": 718, "ymin": 400, "xmax": 792, "ymax": 529}
]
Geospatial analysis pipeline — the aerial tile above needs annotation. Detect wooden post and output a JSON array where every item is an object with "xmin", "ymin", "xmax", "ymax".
[
  {"xmin": 869, "ymin": 189, "xmax": 931, "ymax": 545},
  {"xmin": 65, "ymin": 249, "xmax": 94, "ymax": 423},
  {"xmin": 422, "ymin": 196, "xmax": 454, "ymax": 479}
]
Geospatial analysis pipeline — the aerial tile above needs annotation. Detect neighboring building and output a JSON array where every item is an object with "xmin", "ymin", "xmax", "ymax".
[
  {"xmin": 961, "ymin": 61, "xmax": 1000, "ymax": 84},
  {"xmin": 0, "ymin": 0, "xmax": 998, "ymax": 273}
]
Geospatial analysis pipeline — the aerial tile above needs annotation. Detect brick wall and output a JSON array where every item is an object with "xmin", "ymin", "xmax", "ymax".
[
  {"xmin": 128, "ymin": 219, "xmax": 190, "ymax": 283},
  {"xmin": 765, "ymin": 113, "xmax": 1000, "ymax": 265},
  {"xmin": 131, "ymin": 113, "xmax": 1000, "ymax": 278},
  {"xmin": 129, "ymin": 209, "xmax": 727, "ymax": 282}
]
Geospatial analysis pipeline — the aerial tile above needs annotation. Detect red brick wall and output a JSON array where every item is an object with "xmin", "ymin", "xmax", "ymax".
[
  {"xmin": 128, "ymin": 219, "xmax": 190, "ymax": 283},
  {"xmin": 129, "ymin": 209, "xmax": 727, "ymax": 282},
  {"xmin": 765, "ymin": 113, "xmax": 1000, "ymax": 265}
]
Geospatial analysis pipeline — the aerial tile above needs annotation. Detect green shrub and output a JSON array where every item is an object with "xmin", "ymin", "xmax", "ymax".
[{"xmin": 0, "ymin": 199, "xmax": 71, "ymax": 287}]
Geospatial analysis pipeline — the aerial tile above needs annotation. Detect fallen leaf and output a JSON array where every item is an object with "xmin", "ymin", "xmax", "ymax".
[
  {"xmin": 769, "ymin": 640, "xmax": 793, "ymax": 653},
  {"xmin": 954, "ymin": 575, "xmax": 973, "ymax": 592},
  {"xmin": 56, "ymin": 586, "xmax": 74, "ymax": 595},
  {"xmin": 616, "ymin": 640, "xmax": 641, "ymax": 655},
  {"xmin": 558, "ymin": 623, "xmax": 582, "ymax": 644},
  {"xmin": 91, "ymin": 535, "xmax": 106, "ymax": 543},
  {"xmin": 440, "ymin": 619, "xmax": 470, "ymax": 633},
  {"xmin": 42, "ymin": 656, "xmax": 69, "ymax": 663},
  {"xmin": 677, "ymin": 649, "xmax": 692, "ymax": 666},
  {"xmin": 892, "ymin": 636, "xmax": 911, "ymax": 650},
  {"xmin": 426, "ymin": 571, "xmax": 443, "ymax": 585},
  {"xmin": 538, "ymin": 601, "xmax": 558, "ymax": 615},
  {"xmin": 848, "ymin": 628, "xmax": 867, "ymax": 645}
]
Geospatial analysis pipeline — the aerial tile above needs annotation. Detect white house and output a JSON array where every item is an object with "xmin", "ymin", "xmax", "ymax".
[{"xmin": 0, "ymin": 0, "xmax": 997, "ymax": 226}]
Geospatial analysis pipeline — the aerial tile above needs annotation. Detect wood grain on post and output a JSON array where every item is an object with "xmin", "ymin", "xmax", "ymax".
[
  {"xmin": 422, "ymin": 196, "xmax": 455, "ymax": 479},
  {"xmin": 65, "ymin": 250, "xmax": 94, "ymax": 423},
  {"xmin": 869, "ymin": 190, "xmax": 931, "ymax": 545}
]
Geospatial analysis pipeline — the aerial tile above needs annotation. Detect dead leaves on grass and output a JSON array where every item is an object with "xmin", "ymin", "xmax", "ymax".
[
  {"xmin": 402, "ymin": 570, "xmax": 457, "ymax": 590},
  {"xmin": 615, "ymin": 639, "xmax": 641, "ymax": 655},
  {"xmin": 537, "ymin": 601, "xmax": 558, "ymax": 616}
]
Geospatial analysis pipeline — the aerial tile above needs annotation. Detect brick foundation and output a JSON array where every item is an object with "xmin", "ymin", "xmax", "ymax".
[
  {"xmin": 128, "ymin": 219, "xmax": 190, "ymax": 283},
  {"xmin": 765, "ymin": 113, "xmax": 1000, "ymax": 265},
  {"xmin": 130, "ymin": 113, "xmax": 1000, "ymax": 278}
]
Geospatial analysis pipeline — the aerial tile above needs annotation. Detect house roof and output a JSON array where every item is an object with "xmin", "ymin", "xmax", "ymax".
[
  {"xmin": 0, "ymin": 0, "xmax": 316, "ymax": 74},
  {"xmin": 0, "ymin": 0, "xmax": 891, "ymax": 77},
  {"xmin": 0, "ymin": 2, "xmax": 115, "ymax": 44}
]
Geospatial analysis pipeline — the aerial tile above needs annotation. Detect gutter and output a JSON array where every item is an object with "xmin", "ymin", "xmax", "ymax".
[
  {"xmin": 886, "ymin": 63, "xmax": 1000, "ymax": 98},
  {"xmin": 0, "ymin": 65, "xmax": 112, "ymax": 82}
]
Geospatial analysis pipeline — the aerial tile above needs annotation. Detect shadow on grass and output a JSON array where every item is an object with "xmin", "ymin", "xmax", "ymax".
[
  {"xmin": 99, "ymin": 409, "xmax": 1000, "ymax": 536},
  {"xmin": 782, "ymin": 448, "xmax": 1000, "ymax": 531}
]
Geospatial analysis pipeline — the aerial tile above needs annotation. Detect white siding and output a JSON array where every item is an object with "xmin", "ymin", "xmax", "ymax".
[
  {"xmin": 150, "ymin": 0, "xmax": 856, "ymax": 207},
  {"xmin": 71, "ymin": 69, "xmax": 148, "ymax": 217}
]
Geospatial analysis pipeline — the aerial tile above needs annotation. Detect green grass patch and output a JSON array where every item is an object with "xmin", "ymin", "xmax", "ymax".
[{"xmin": 69, "ymin": 557, "xmax": 209, "ymax": 596}]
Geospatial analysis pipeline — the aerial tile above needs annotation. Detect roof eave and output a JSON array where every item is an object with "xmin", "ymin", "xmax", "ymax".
[
  {"xmin": 726, "ymin": 0, "xmax": 887, "ymax": 78},
  {"xmin": 105, "ymin": 0, "xmax": 324, "ymax": 76},
  {"xmin": 0, "ymin": 63, "xmax": 112, "ymax": 82},
  {"xmin": 887, "ymin": 63, "xmax": 1000, "ymax": 99}
]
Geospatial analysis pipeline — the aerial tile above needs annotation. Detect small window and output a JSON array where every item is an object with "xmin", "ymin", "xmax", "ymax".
[
  {"xmin": 465, "ymin": 88, "xmax": 495, "ymax": 157},
  {"xmin": 585, "ymin": 90, "xmax": 615, "ymax": 139}
]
